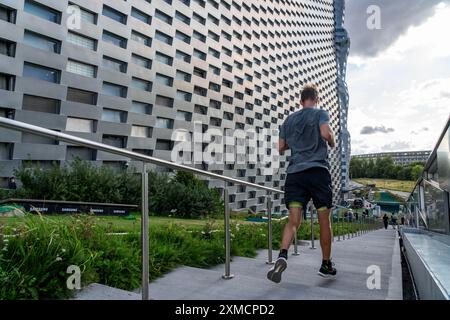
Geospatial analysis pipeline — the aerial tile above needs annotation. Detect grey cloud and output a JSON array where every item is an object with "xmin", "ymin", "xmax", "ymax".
[
  {"xmin": 441, "ymin": 91, "xmax": 450, "ymax": 98},
  {"xmin": 382, "ymin": 141, "xmax": 413, "ymax": 151},
  {"xmin": 411, "ymin": 127, "xmax": 429, "ymax": 135},
  {"xmin": 345, "ymin": 0, "xmax": 446, "ymax": 57},
  {"xmin": 360, "ymin": 125, "xmax": 395, "ymax": 135}
]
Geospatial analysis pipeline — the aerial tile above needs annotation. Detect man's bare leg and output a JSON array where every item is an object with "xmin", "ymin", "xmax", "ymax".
[
  {"xmin": 317, "ymin": 207, "xmax": 337, "ymax": 278},
  {"xmin": 281, "ymin": 205, "xmax": 302, "ymax": 250},
  {"xmin": 317, "ymin": 207, "xmax": 332, "ymax": 260},
  {"xmin": 267, "ymin": 202, "xmax": 302, "ymax": 283}
]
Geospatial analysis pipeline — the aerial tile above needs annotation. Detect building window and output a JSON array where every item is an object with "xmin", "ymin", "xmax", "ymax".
[
  {"xmin": 75, "ymin": 4, "xmax": 97, "ymax": 24},
  {"xmin": 131, "ymin": 77, "xmax": 152, "ymax": 92},
  {"xmin": 67, "ymin": 31, "xmax": 96, "ymax": 50},
  {"xmin": 176, "ymin": 70, "xmax": 191, "ymax": 82},
  {"xmin": 23, "ymin": 62, "xmax": 60, "ymax": 83},
  {"xmin": 175, "ymin": 31, "xmax": 190, "ymax": 44},
  {"xmin": 0, "ymin": 143, "xmax": 13, "ymax": 160},
  {"xmin": 0, "ymin": 107, "xmax": 15, "ymax": 119},
  {"xmin": 155, "ymin": 95, "xmax": 174, "ymax": 108},
  {"xmin": 101, "ymin": 108, "xmax": 126, "ymax": 123},
  {"xmin": 22, "ymin": 95, "xmax": 60, "ymax": 114},
  {"xmin": 155, "ymin": 117, "xmax": 174, "ymax": 129},
  {"xmin": 175, "ymin": 50, "xmax": 190, "ymax": 63},
  {"xmin": 131, "ymin": 125, "xmax": 151, "ymax": 138},
  {"xmin": 131, "ymin": 53, "xmax": 151, "ymax": 69},
  {"xmin": 131, "ymin": 30, "xmax": 151, "ymax": 47},
  {"xmin": 176, "ymin": 111, "xmax": 192, "ymax": 121},
  {"xmin": 155, "ymin": 9, "xmax": 172, "ymax": 24},
  {"xmin": 155, "ymin": 73, "xmax": 173, "ymax": 87},
  {"xmin": 131, "ymin": 101, "xmax": 152, "ymax": 115},
  {"xmin": 24, "ymin": 0, "xmax": 61, "ymax": 24},
  {"xmin": 67, "ymin": 87, "xmax": 97, "ymax": 105},
  {"xmin": 177, "ymin": 90, "xmax": 192, "ymax": 102},
  {"xmin": 155, "ymin": 51, "xmax": 173, "ymax": 66},
  {"xmin": 193, "ymin": 49, "xmax": 206, "ymax": 60},
  {"xmin": 175, "ymin": 11, "xmax": 190, "ymax": 25},
  {"xmin": 102, "ymin": 56, "xmax": 127, "ymax": 73},
  {"xmin": 66, "ymin": 59, "xmax": 96, "ymax": 78},
  {"xmin": 102, "ymin": 135, "xmax": 126, "ymax": 148},
  {"xmin": 102, "ymin": 82, "xmax": 127, "ymax": 98},
  {"xmin": 0, "ymin": 38, "xmax": 15, "ymax": 57},
  {"xmin": 193, "ymin": 31, "xmax": 206, "ymax": 43},
  {"xmin": 131, "ymin": 7, "xmax": 151, "ymax": 24},
  {"xmin": 154, "ymin": 31, "xmax": 173, "ymax": 45},
  {"xmin": 156, "ymin": 139, "xmax": 173, "ymax": 151},
  {"xmin": 102, "ymin": 30, "xmax": 127, "ymax": 49},
  {"xmin": 23, "ymin": 30, "xmax": 60, "ymax": 53},
  {"xmin": 102, "ymin": 5, "xmax": 126, "ymax": 24},
  {"xmin": 66, "ymin": 117, "xmax": 94, "ymax": 133},
  {"xmin": 192, "ymin": 12, "xmax": 205, "ymax": 25},
  {"xmin": 0, "ymin": 4, "xmax": 16, "ymax": 23}
]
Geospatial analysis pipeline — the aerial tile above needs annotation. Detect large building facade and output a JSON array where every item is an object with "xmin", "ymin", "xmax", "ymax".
[
  {"xmin": 0, "ymin": 0, "xmax": 348, "ymax": 213},
  {"xmin": 352, "ymin": 151, "xmax": 432, "ymax": 166}
]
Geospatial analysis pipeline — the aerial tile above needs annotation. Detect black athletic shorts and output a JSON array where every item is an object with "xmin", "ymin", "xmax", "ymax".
[{"xmin": 284, "ymin": 167, "xmax": 333, "ymax": 210}]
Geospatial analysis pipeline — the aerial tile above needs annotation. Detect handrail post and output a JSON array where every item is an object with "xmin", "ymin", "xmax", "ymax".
[
  {"xmin": 222, "ymin": 188, "xmax": 234, "ymax": 279},
  {"xmin": 337, "ymin": 211, "xmax": 341, "ymax": 241},
  {"xmin": 309, "ymin": 202, "xmax": 316, "ymax": 249},
  {"xmin": 266, "ymin": 193, "xmax": 274, "ymax": 264},
  {"xmin": 141, "ymin": 163, "xmax": 149, "ymax": 300},
  {"xmin": 347, "ymin": 215, "xmax": 350, "ymax": 240},
  {"xmin": 293, "ymin": 228, "xmax": 300, "ymax": 256}
]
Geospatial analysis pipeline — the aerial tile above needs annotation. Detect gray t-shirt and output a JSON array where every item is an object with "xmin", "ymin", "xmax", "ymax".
[{"xmin": 279, "ymin": 107, "xmax": 330, "ymax": 174}]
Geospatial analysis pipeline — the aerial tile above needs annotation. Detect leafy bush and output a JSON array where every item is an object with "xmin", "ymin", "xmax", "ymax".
[
  {"xmin": 149, "ymin": 171, "xmax": 223, "ymax": 218},
  {"xmin": 14, "ymin": 159, "xmax": 140, "ymax": 204},
  {"xmin": 11, "ymin": 160, "xmax": 223, "ymax": 218}
]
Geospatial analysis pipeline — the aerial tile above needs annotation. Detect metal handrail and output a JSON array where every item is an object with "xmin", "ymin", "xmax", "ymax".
[
  {"xmin": 0, "ymin": 118, "xmax": 284, "ymax": 194},
  {"xmin": 0, "ymin": 117, "xmax": 284, "ymax": 300}
]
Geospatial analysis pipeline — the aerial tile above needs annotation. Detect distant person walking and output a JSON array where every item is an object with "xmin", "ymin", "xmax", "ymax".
[
  {"xmin": 391, "ymin": 214, "xmax": 398, "ymax": 229},
  {"xmin": 267, "ymin": 84, "xmax": 337, "ymax": 283},
  {"xmin": 401, "ymin": 216, "xmax": 405, "ymax": 225},
  {"xmin": 382, "ymin": 214, "xmax": 389, "ymax": 230},
  {"xmin": 8, "ymin": 176, "xmax": 17, "ymax": 190}
]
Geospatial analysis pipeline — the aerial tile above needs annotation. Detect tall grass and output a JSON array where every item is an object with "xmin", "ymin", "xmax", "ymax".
[{"xmin": 0, "ymin": 214, "xmax": 369, "ymax": 300}]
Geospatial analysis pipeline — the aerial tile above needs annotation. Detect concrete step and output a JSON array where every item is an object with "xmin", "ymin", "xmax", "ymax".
[{"xmin": 73, "ymin": 283, "xmax": 141, "ymax": 300}]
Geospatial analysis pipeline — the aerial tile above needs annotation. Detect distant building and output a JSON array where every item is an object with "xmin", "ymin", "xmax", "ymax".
[{"xmin": 352, "ymin": 151, "xmax": 431, "ymax": 166}]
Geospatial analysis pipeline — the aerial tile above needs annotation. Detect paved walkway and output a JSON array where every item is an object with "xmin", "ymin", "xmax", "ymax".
[
  {"xmin": 75, "ymin": 229, "xmax": 402, "ymax": 300},
  {"xmin": 148, "ymin": 229, "xmax": 402, "ymax": 300}
]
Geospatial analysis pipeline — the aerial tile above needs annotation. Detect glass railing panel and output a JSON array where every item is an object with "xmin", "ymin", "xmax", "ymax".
[{"xmin": 423, "ymin": 179, "xmax": 450, "ymax": 234}]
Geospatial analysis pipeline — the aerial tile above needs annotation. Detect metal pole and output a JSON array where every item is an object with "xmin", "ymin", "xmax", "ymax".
[
  {"xmin": 223, "ymin": 188, "xmax": 234, "ymax": 279},
  {"xmin": 337, "ymin": 211, "xmax": 341, "ymax": 241},
  {"xmin": 266, "ymin": 193, "xmax": 274, "ymax": 264},
  {"xmin": 310, "ymin": 202, "xmax": 316, "ymax": 249},
  {"xmin": 347, "ymin": 214, "xmax": 350, "ymax": 239},
  {"xmin": 141, "ymin": 163, "xmax": 149, "ymax": 300},
  {"xmin": 293, "ymin": 228, "xmax": 300, "ymax": 256}
]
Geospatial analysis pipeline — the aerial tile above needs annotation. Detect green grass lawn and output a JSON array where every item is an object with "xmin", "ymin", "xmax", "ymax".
[{"xmin": 353, "ymin": 178, "xmax": 415, "ymax": 193}]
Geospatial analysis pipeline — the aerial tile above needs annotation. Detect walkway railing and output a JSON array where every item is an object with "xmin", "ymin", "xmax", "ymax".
[{"xmin": 0, "ymin": 117, "xmax": 382, "ymax": 299}]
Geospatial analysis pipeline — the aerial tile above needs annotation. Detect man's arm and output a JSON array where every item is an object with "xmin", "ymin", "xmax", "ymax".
[
  {"xmin": 279, "ymin": 138, "xmax": 289, "ymax": 155},
  {"xmin": 320, "ymin": 123, "xmax": 336, "ymax": 148}
]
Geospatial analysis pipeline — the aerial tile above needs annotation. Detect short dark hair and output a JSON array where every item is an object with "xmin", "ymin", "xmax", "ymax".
[{"xmin": 301, "ymin": 84, "xmax": 319, "ymax": 102}]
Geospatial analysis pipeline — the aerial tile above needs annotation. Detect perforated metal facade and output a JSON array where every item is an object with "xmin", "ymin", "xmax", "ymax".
[{"xmin": 0, "ymin": 0, "xmax": 346, "ymax": 213}]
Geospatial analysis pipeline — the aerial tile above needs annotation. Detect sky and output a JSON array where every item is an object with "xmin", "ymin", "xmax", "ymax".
[{"xmin": 345, "ymin": 0, "xmax": 450, "ymax": 155}]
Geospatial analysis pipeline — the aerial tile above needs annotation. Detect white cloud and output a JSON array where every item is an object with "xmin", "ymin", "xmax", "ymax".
[{"xmin": 348, "ymin": 4, "xmax": 450, "ymax": 155}]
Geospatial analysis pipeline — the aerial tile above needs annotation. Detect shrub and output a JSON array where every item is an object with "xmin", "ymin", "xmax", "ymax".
[
  {"xmin": 12, "ymin": 160, "xmax": 223, "ymax": 218},
  {"xmin": 14, "ymin": 159, "xmax": 140, "ymax": 204}
]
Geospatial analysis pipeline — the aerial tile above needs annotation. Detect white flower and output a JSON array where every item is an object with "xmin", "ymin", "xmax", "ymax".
[
  {"xmin": 61, "ymin": 248, "xmax": 66, "ymax": 253},
  {"xmin": 55, "ymin": 256, "xmax": 62, "ymax": 262}
]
